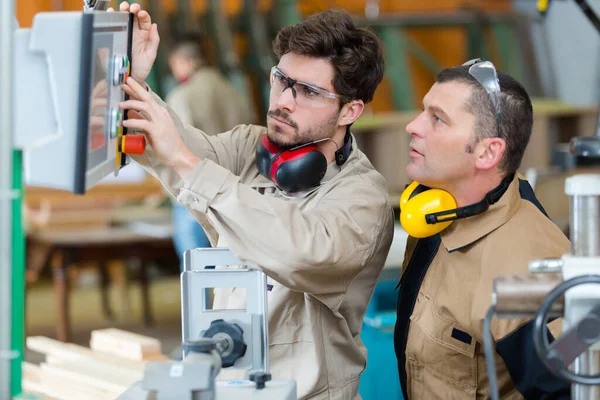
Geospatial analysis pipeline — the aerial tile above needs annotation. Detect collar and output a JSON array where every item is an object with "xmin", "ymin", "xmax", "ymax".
[
  {"xmin": 440, "ymin": 174, "xmax": 521, "ymax": 252},
  {"xmin": 322, "ymin": 160, "xmax": 342, "ymax": 182}
]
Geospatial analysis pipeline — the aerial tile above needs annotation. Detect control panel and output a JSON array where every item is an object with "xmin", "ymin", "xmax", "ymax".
[{"xmin": 13, "ymin": 10, "xmax": 144, "ymax": 194}]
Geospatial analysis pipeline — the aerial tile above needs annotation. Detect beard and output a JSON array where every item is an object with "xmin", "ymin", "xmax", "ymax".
[{"xmin": 267, "ymin": 108, "xmax": 340, "ymax": 150}]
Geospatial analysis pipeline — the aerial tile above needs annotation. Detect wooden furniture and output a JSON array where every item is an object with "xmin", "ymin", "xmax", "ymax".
[
  {"xmin": 24, "ymin": 177, "xmax": 178, "ymax": 343},
  {"xmin": 26, "ymin": 224, "xmax": 177, "ymax": 343}
]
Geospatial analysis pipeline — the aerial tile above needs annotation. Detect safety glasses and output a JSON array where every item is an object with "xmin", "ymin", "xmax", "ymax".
[
  {"xmin": 270, "ymin": 66, "xmax": 350, "ymax": 108},
  {"xmin": 462, "ymin": 58, "xmax": 503, "ymax": 138}
]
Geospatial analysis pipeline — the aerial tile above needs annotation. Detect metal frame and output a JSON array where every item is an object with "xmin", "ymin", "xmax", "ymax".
[
  {"xmin": 1, "ymin": 1, "xmax": 15, "ymax": 398},
  {"xmin": 181, "ymin": 248, "xmax": 270, "ymax": 375}
]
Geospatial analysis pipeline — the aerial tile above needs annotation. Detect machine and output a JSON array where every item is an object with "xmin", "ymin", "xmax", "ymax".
[
  {"xmin": 484, "ymin": 3, "xmax": 600, "ymax": 399},
  {"xmin": 487, "ymin": 174, "xmax": 600, "ymax": 399},
  {"xmin": 1, "ymin": 1, "xmax": 145, "ymax": 397},
  {"xmin": 117, "ymin": 248, "xmax": 297, "ymax": 400},
  {"xmin": 12, "ymin": 3, "xmax": 146, "ymax": 194}
]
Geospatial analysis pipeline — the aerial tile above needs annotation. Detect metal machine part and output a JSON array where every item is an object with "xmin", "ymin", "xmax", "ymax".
[
  {"xmin": 117, "ymin": 249, "xmax": 297, "ymax": 399},
  {"xmin": 533, "ymin": 275, "xmax": 600, "ymax": 386},
  {"xmin": 571, "ymin": 137, "xmax": 600, "ymax": 159},
  {"xmin": 142, "ymin": 339, "xmax": 223, "ymax": 400},
  {"xmin": 83, "ymin": 0, "xmax": 111, "ymax": 12},
  {"xmin": 492, "ymin": 273, "xmax": 564, "ymax": 317},
  {"xmin": 488, "ymin": 174, "xmax": 600, "ymax": 400},
  {"xmin": 568, "ymin": 175, "xmax": 600, "ymax": 256},
  {"xmin": 199, "ymin": 319, "xmax": 247, "ymax": 368},
  {"xmin": 181, "ymin": 248, "xmax": 270, "ymax": 374},
  {"xmin": 13, "ymin": 10, "xmax": 134, "ymax": 193}
]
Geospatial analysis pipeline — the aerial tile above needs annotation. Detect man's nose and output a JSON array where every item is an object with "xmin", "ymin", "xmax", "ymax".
[
  {"xmin": 406, "ymin": 112, "xmax": 426, "ymax": 138},
  {"xmin": 276, "ymin": 86, "xmax": 297, "ymax": 112}
]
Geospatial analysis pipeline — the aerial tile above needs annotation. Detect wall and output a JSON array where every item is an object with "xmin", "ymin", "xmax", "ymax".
[{"xmin": 514, "ymin": 0, "xmax": 600, "ymax": 106}]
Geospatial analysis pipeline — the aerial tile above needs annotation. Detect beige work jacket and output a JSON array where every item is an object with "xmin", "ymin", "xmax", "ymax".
[{"xmin": 133, "ymin": 96, "xmax": 395, "ymax": 399}]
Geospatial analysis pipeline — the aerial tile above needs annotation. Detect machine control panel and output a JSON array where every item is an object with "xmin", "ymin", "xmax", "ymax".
[{"xmin": 13, "ymin": 10, "xmax": 144, "ymax": 194}]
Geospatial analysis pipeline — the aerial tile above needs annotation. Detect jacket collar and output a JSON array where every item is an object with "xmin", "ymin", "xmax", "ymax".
[{"xmin": 440, "ymin": 174, "xmax": 521, "ymax": 252}]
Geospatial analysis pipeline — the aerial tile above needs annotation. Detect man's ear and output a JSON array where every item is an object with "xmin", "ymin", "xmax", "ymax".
[
  {"xmin": 475, "ymin": 137, "xmax": 506, "ymax": 171},
  {"xmin": 338, "ymin": 100, "xmax": 364, "ymax": 126}
]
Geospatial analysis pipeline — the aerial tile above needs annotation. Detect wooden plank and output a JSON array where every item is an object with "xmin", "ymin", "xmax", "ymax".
[
  {"xmin": 22, "ymin": 362, "xmax": 47, "ymax": 397},
  {"xmin": 25, "ymin": 362, "xmax": 117, "ymax": 400},
  {"xmin": 26, "ymin": 336, "xmax": 146, "ymax": 372},
  {"xmin": 45, "ymin": 355, "xmax": 142, "ymax": 385},
  {"xmin": 90, "ymin": 328, "xmax": 162, "ymax": 361},
  {"xmin": 40, "ymin": 362, "xmax": 130, "ymax": 394}
]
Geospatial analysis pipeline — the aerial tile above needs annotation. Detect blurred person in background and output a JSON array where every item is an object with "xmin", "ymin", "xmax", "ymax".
[{"xmin": 166, "ymin": 34, "xmax": 253, "ymax": 267}]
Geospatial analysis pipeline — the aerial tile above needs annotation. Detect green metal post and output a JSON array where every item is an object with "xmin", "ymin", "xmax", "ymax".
[
  {"xmin": 208, "ymin": 0, "xmax": 252, "ymax": 101},
  {"xmin": 466, "ymin": 21, "xmax": 489, "ymax": 61},
  {"xmin": 11, "ymin": 150, "xmax": 24, "ymax": 397},
  {"xmin": 404, "ymin": 35, "xmax": 444, "ymax": 76},
  {"xmin": 243, "ymin": 0, "xmax": 274, "ymax": 115},
  {"xmin": 377, "ymin": 26, "xmax": 416, "ymax": 110},
  {"xmin": 492, "ymin": 20, "xmax": 524, "ymax": 84},
  {"xmin": 275, "ymin": 0, "xmax": 301, "ymax": 28}
]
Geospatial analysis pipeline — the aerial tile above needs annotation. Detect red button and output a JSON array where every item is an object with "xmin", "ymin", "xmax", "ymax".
[{"xmin": 121, "ymin": 134, "xmax": 146, "ymax": 155}]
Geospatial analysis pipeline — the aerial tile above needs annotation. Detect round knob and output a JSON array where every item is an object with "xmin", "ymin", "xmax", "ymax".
[
  {"xmin": 200, "ymin": 319, "xmax": 247, "ymax": 368},
  {"xmin": 112, "ymin": 55, "xmax": 126, "ymax": 86},
  {"xmin": 121, "ymin": 134, "xmax": 146, "ymax": 155},
  {"xmin": 249, "ymin": 372, "xmax": 272, "ymax": 390}
]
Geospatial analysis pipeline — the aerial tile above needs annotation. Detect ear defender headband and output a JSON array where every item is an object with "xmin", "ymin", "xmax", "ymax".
[
  {"xmin": 399, "ymin": 175, "xmax": 512, "ymax": 238},
  {"xmin": 255, "ymin": 130, "xmax": 352, "ymax": 193}
]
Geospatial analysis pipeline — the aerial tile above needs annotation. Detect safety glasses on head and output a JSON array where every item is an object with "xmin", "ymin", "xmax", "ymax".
[
  {"xmin": 270, "ymin": 66, "xmax": 350, "ymax": 108},
  {"xmin": 462, "ymin": 58, "xmax": 503, "ymax": 138}
]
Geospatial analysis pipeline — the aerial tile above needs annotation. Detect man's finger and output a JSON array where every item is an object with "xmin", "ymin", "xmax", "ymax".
[
  {"xmin": 121, "ymin": 84, "xmax": 140, "ymax": 100},
  {"xmin": 137, "ymin": 10, "xmax": 152, "ymax": 31},
  {"xmin": 107, "ymin": 7, "xmax": 114, "ymax": 12},
  {"xmin": 120, "ymin": 99, "xmax": 153, "ymax": 117},
  {"xmin": 129, "ymin": 3, "xmax": 141, "ymax": 13},
  {"xmin": 128, "ymin": 4, "xmax": 151, "ymax": 31},
  {"xmin": 122, "ymin": 118, "xmax": 150, "ymax": 132},
  {"xmin": 149, "ymin": 23, "xmax": 160, "ymax": 52},
  {"xmin": 124, "ymin": 77, "xmax": 152, "ymax": 102},
  {"xmin": 119, "ymin": 2, "xmax": 130, "ymax": 12}
]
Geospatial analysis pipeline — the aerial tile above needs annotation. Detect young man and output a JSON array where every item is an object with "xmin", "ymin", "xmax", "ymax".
[
  {"xmin": 112, "ymin": 3, "xmax": 394, "ymax": 399},
  {"xmin": 395, "ymin": 59, "xmax": 570, "ymax": 399}
]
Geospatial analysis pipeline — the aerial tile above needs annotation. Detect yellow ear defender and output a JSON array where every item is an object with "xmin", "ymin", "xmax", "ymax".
[
  {"xmin": 399, "ymin": 176, "xmax": 513, "ymax": 238},
  {"xmin": 399, "ymin": 181, "xmax": 458, "ymax": 238}
]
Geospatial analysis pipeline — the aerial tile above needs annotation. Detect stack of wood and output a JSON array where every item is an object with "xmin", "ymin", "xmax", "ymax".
[{"xmin": 23, "ymin": 329, "xmax": 168, "ymax": 400}]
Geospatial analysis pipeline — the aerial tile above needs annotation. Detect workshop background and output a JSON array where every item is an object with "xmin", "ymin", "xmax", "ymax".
[{"xmin": 14, "ymin": 0, "xmax": 600, "ymax": 399}]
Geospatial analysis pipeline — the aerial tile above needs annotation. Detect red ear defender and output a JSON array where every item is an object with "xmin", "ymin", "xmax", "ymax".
[{"xmin": 256, "ymin": 134, "xmax": 327, "ymax": 193}]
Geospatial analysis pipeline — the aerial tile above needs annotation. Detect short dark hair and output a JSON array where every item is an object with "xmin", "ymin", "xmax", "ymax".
[
  {"xmin": 170, "ymin": 33, "xmax": 205, "ymax": 65},
  {"xmin": 436, "ymin": 66, "xmax": 533, "ymax": 175},
  {"xmin": 272, "ymin": 9, "xmax": 385, "ymax": 104}
]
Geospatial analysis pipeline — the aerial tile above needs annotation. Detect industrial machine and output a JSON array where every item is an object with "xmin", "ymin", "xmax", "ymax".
[
  {"xmin": 484, "ymin": 3, "xmax": 600, "ymax": 399},
  {"xmin": 12, "ymin": 3, "xmax": 146, "ymax": 194},
  {"xmin": 117, "ymin": 248, "xmax": 297, "ymax": 400},
  {"xmin": 1, "ymin": 1, "xmax": 145, "ymax": 397},
  {"xmin": 486, "ymin": 173, "xmax": 600, "ymax": 399}
]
